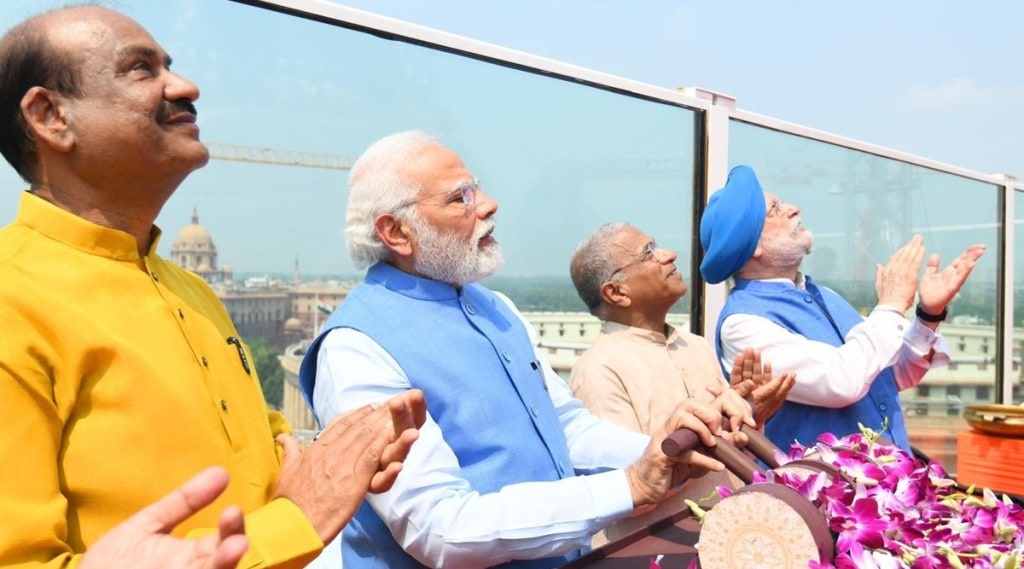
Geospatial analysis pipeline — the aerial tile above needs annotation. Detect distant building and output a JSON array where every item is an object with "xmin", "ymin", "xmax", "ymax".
[
  {"xmin": 168, "ymin": 211, "xmax": 352, "ymax": 350},
  {"xmin": 281, "ymin": 342, "xmax": 317, "ymax": 434},
  {"xmin": 527, "ymin": 312, "xmax": 688, "ymax": 381},
  {"xmin": 289, "ymin": 288, "xmax": 348, "ymax": 334},
  {"xmin": 221, "ymin": 291, "xmax": 291, "ymax": 347},
  {"xmin": 170, "ymin": 208, "xmax": 229, "ymax": 284}
]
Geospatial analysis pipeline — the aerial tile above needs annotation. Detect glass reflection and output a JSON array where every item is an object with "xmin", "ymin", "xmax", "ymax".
[
  {"xmin": 0, "ymin": 1, "xmax": 700, "ymax": 401},
  {"xmin": 729, "ymin": 120, "xmax": 1001, "ymax": 473}
]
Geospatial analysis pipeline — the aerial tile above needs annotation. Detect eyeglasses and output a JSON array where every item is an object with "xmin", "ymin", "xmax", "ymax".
[
  {"xmin": 766, "ymin": 197, "xmax": 786, "ymax": 218},
  {"xmin": 608, "ymin": 240, "xmax": 660, "ymax": 280},
  {"xmin": 398, "ymin": 178, "xmax": 480, "ymax": 211}
]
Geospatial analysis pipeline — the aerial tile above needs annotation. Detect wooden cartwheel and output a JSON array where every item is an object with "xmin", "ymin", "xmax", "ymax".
[{"xmin": 662, "ymin": 426, "xmax": 847, "ymax": 569}]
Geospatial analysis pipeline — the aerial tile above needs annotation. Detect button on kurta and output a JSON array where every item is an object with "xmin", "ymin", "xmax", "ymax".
[
  {"xmin": 201, "ymin": 356, "xmax": 208, "ymax": 368},
  {"xmin": 220, "ymin": 400, "xmax": 228, "ymax": 411},
  {"xmin": 502, "ymin": 351, "xmax": 512, "ymax": 362},
  {"xmin": 464, "ymin": 303, "xmax": 475, "ymax": 315},
  {"xmin": 879, "ymin": 403, "xmax": 888, "ymax": 412}
]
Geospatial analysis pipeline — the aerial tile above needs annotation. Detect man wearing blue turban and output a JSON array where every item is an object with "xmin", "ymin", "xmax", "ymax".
[{"xmin": 698, "ymin": 165, "xmax": 987, "ymax": 452}]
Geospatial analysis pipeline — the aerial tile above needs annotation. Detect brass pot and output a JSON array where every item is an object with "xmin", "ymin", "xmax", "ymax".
[{"xmin": 963, "ymin": 404, "xmax": 1024, "ymax": 437}]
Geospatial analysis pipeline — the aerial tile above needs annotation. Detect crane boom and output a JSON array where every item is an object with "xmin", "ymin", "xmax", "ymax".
[{"xmin": 206, "ymin": 143, "xmax": 352, "ymax": 170}]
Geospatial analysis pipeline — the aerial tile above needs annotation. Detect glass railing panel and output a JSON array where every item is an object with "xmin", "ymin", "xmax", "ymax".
[{"xmin": 0, "ymin": 3, "xmax": 701, "ymax": 415}]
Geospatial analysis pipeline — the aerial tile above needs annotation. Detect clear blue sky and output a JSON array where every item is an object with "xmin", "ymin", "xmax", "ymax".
[
  {"xmin": 337, "ymin": 0, "xmax": 1024, "ymax": 179},
  {"xmin": 5, "ymin": 0, "xmax": 1021, "ymax": 177}
]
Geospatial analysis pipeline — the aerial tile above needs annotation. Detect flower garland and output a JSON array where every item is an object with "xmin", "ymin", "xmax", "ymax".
[{"xmin": 660, "ymin": 425, "xmax": 1024, "ymax": 568}]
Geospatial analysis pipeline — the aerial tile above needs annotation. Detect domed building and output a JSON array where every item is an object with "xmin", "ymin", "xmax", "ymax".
[
  {"xmin": 170, "ymin": 208, "xmax": 227, "ymax": 284},
  {"xmin": 283, "ymin": 317, "xmax": 303, "ymax": 333}
]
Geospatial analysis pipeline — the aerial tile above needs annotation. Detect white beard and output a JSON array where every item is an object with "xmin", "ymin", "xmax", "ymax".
[
  {"xmin": 761, "ymin": 222, "xmax": 814, "ymax": 270},
  {"xmin": 407, "ymin": 214, "xmax": 504, "ymax": 286}
]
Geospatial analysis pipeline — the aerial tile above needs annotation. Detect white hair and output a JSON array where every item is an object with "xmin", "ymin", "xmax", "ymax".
[{"xmin": 345, "ymin": 130, "xmax": 442, "ymax": 269}]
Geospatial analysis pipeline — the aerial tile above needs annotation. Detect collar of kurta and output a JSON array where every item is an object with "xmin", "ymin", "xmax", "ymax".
[
  {"xmin": 17, "ymin": 191, "xmax": 162, "ymax": 261},
  {"xmin": 734, "ymin": 271, "xmax": 810, "ymax": 292},
  {"xmin": 366, "ymin": 261, "xmax": 463, "ymax": 301},
  {"xmin": 600, "ymin": 319, "xmax": 678, "ymax": 346}
]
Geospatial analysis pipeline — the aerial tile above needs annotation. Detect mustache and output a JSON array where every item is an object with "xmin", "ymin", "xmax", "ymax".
[
  {"xmin": 157, "ymin": 99, "xmax": 198, "ymax": 122},
  {"xmin": 473, "ymin": 219, "xmax": 496, "ymax": 243}
]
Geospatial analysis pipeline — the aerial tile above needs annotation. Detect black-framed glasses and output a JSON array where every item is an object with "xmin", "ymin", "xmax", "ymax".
[
  {"xmin": 397, "ymin": 178, "xmax": 480, "ymax": 211},
  {"xmin": 608, "ymin": 240, "xmax": 659, "ymax": 280}
]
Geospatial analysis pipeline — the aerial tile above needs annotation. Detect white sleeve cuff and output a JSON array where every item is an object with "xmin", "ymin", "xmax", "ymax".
[{"xmin": 583, "ymin": 469, "xmax": 637, "ymax": 524}]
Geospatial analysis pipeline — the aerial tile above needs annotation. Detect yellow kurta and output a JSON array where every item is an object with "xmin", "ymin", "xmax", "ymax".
[{"xmin": 0, "ymin": 193, "xmax": 321, "ymax": 568}]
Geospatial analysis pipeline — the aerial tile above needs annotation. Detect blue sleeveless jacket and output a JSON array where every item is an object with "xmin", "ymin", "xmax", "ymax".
[
  {"xmin": 716, "ymin": 276, "xmax": 909, "ymax": 452},
  {"xmin": 299, "ymin": 262, "xmax": 577, "ymax": 569}
]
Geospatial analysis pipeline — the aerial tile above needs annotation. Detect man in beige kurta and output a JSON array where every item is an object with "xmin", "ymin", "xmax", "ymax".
[{"xmin": 568, "ymin": 222, "xmax": 794, "ymax": 544}]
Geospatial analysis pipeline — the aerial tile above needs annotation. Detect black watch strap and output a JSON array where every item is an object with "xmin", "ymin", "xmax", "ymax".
[{"xmin": 915, "ymin": 305, "xmax": 947, "ymax": 323}]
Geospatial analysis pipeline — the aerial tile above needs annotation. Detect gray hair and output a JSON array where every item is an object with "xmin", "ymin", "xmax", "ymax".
[
  {"xmin": 345, "ymin": 130, "xmax": 441, "ymax": 269},
  {"xmin": 570, "ymin": 222, "xmax": 631, "ymax": 316}
]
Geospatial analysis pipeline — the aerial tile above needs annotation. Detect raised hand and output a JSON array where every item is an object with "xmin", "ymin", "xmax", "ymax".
[
  {"xmin": 728, "ymin": 347, "xmax": 761, "ymax": 398},
  {"xmin": 706, "ymin": 379, "xmax": 755, "ymax": 434},
  {"xmin": 727, "ymin": 348, "xmax": 796, "ymax": 427},
  {"xmin": 747, "ymin": 366, "xmax": 795, "ymax": 427},
  {"xmin": 917, "ymin": 243, "xmax": 986, "ymax": 317},
  {"xmin": 875, "ymin": 235, "xmax": 926, "ymax": 313}
]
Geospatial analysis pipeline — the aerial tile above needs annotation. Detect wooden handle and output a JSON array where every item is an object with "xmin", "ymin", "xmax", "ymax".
[
  {"xmin": 708, "ymin": 435, "xmax": 765, "ymax": 484},
  {"xmin": 739, "ymin": 424, "xmax": 782, "ymax": 469},
  {"xmin": 661, "ymin": 428, "xmax": 767, "ymax": 484},
  {"xmin": 661, "ymin": 428, "xmax": 700, "ymax": 457}
]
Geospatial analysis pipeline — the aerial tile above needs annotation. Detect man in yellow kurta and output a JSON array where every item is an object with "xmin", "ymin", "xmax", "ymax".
[
  {"xmin": 568, "ymin": 222, "xmax": 795, "ymax": 543},
  {"xmin": 0, "ymin": 6, "xmax": 424, "ymax": 568}
]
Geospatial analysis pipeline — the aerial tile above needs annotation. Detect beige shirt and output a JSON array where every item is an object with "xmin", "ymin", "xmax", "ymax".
[{"xmin": 570, "ymin": 321, "xmax": 742, "ymax": 545}]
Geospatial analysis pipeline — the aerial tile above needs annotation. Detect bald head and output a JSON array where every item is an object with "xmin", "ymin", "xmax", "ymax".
[
  {"xmin": 0, "ymin": 5, "xmax": 93, "ymax": 182},
  {"xmin": 0, "ymin": 5, "xmax": 179, "ymax": 186}
]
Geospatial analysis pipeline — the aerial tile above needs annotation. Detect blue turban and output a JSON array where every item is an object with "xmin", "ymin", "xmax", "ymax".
[{"xmin": 699, "ymin": 165, "xmax": 767, "ymax": 284}]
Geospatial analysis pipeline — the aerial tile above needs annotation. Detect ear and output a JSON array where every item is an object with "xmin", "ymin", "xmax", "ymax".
[
  {"xmin": 21, "ymin": 86, "xmax": 74, "ymax": 153},
  {"xmin": 750, "ymin": 240, "xmax": 766, "ymax": 261},
  {"xmin": 373, "ymin": 213, "xmax": 413, "ymax": 258},
  {"xmin": 600, "ymin": 280, "xmax": 631, "ymax": 309}
]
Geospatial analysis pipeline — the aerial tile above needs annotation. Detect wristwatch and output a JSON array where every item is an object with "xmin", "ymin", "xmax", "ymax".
[{"xmin": 915, "ymin": 305, "xmax": 947, "ymax": 323}]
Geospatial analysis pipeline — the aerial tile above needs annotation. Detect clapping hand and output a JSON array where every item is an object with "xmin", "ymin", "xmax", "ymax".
[
  {"xmin": 917, "ymin": 242, "xmax": 986, "ymax": 320},
  {"xmin": 728, "ymin": 348, "xmax": 795, "ymax": 427},
  {"xmin": 273, "ymin": 389, "xmax": 426, "ymax": 544},
  {"xmin": 874, "ymin": 235, "xmax": 926, "ymax": 313}
]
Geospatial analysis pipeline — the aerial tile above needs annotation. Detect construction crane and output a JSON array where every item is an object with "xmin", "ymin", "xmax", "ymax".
[{"xmin": 206, "ymin": 143, "xmax": 353, "ymax": 171}]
